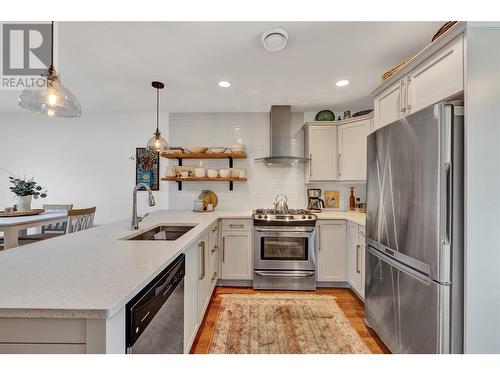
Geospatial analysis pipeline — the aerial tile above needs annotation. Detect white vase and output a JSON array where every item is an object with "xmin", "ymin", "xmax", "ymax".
[{"xmin": 16, "ymin": 195, "xmax": 32, "ymax": 212}]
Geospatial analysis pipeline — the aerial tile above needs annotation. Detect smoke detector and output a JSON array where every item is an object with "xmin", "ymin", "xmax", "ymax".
[{"xmin": 261, "ymin": 29, "xmax": 288, "ymax": 51}]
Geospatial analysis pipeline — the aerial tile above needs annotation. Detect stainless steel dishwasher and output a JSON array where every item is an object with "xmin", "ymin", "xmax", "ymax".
[{"xmin": 126, "ymin": 254, "xmax": 185, "ymax": 354}]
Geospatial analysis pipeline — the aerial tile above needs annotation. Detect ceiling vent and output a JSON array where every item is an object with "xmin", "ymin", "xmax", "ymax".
[{"xmin": 261, "ymin": 29, "xmax": 288, "ymax": 51}]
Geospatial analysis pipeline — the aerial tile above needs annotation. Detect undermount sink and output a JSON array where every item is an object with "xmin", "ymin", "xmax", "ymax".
[{"xmin": 126, "ymin": 225, "xmax": 196, "ymax": 241}]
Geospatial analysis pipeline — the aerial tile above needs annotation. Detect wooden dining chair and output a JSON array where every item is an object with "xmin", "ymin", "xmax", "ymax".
[
  {"xmin": 18, "ymin": 204, "xmax": 73, "ymax": 243},
  {"xmin": 66, "ymin": 207, "xmax": 96, "ymax": 234}
]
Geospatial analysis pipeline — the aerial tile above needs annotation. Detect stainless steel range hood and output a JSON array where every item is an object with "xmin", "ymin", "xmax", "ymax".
[{"xmin": 255, "ymin": 105, "xmax": 310, "ymax": 166}]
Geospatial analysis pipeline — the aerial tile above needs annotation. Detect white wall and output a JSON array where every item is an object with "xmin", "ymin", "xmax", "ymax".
[
  {"xmin": 168, "ymin": 112, "xmax": 365, "ymax": 210},
  {"xmin": 0, "ymin": 112, "xmax": 169, "ymax": 224},
  {"xmin": 463, "ymin": 24, "xmax": 500, "ymax": 353}
]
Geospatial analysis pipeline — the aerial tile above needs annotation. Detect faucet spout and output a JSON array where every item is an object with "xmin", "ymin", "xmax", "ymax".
[{"xmin": 132, "ymin": 183, "xmax": 156, "ymax": 230}]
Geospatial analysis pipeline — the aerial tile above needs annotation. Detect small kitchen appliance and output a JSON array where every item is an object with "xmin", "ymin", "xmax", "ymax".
[{"xmin": 307, "ymin": 189, "xmax": 325, "ymax": 212}]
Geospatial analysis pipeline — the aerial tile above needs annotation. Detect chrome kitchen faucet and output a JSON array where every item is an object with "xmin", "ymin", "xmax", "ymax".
[{"xmin": 131, "ymin": 183, "xmax": 156, "ymax": 230}]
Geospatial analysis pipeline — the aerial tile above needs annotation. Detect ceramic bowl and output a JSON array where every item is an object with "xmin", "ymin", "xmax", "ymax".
[
  {"xmin": 209, "ymin": 147, "xmax": 227, "ymax": 153},
  {"xmin": 186, "ymin": 146, "xmax": 208, "ymax": 153},
  {"xmin": 207, "ymin": 169, "xmax": 218, "ymax": 178},
  {"xmin": 219, "ymin": 169, "xmax": 231, "ymax": 178}
]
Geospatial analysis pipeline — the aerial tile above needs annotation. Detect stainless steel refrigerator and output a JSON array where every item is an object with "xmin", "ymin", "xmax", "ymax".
[{"xmin": 365, "ymin": 102, "xmax": 464, "ymax": 354}]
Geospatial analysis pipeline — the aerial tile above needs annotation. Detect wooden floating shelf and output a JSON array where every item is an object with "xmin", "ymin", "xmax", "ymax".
[
  {"xmin": 161, "ymin": 177, "xmax": 247, "ymax": 182},
  {"xmin": 161, "ymin": 151, "xmax": 247, "ymax": 191},
  {"xmin": 161, "ymin": 152, "xmax": 247, "ymax": 159}
]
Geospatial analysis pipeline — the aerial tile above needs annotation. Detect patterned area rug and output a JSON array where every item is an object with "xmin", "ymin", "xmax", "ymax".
[{"xmin": 208, "ymin": 294, "xmax": 370, "ymax": 354}]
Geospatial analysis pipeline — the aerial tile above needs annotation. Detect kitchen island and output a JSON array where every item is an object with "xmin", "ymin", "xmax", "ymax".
[{"xmin": 0, "ymin": 209, "xmax": 365, "ymax": 353}]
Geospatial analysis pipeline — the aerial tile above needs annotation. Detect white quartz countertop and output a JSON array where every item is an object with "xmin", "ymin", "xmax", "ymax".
[
  {"xmin": 0, "ymin": 209, "xmax": 364, "ymax": 320},
  {"xmin": 315, "ymin": 211, "xmax": 366, "ymax": 226}
]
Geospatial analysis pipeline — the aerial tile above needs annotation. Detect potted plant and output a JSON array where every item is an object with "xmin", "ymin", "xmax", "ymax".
[{"xmin": 9, "ymin": 176, "xmax": 47, "ymax": 211}]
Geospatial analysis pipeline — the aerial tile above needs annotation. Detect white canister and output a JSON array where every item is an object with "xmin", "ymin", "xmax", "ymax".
[
  {"xmin": 194, "ymin": 167, "xmax": 206, "ymax": 178},
  {"xmin": 219, "ymin": 169, "xmax": 231, "ymax": 178},
  {"xmin": 193, "ymin": 199, "xmax": 204, "ymax": 211},
  {"xmin": 238, "ymin": 168, "xmax": 246, "ymax": 178}
]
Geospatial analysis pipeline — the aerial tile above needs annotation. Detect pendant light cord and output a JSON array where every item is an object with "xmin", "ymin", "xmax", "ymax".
[
  {"xmin": 156, "ymin": 87, "xmax": 160, "ymax": 133},
  {"xmin": 50, "ymin": 21, "xmax": 54, "ymax": 68}
]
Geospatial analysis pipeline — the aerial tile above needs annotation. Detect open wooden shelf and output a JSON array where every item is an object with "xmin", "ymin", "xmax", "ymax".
[
  {"xmin": 161, "ymin": 151, "xmax": 247, "ymax": 191},
  {"xmin": 161, "ymin": 152, "xmax": 247, "ymax": 159},
  {"xmin": 161, "ymin": 177, "xmax": 247, "ymax": 182}
]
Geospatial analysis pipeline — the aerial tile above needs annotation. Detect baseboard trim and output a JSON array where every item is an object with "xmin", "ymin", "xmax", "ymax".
[
  {"xmin": 316, "ymin": 281, "xmax": 350, "ymax": 288},
  {"xmin": 217, "ymin": 279, "xmax": 253, "ymax": 287}
]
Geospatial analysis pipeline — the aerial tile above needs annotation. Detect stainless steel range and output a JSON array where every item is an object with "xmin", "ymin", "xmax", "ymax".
[{"xmin": 253, "ymin": 208, "xmax": 317, "ymax": 290}]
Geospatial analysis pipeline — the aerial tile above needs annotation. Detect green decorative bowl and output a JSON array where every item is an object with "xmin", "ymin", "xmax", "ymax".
[{"xmin": 315, "ymin": 110, "xmax": 335, "ymax": 121}]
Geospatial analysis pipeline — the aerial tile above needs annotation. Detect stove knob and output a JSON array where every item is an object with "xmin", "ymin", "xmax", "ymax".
[
  {"xmin": 301, "ymin": 215, "xmax": 306, "ymax": 219},
  {"xmin": 257, "ymin": 215, "xmax": 262, "ymax": 219},
  {"xmin": 264, "ymin": 215, "xmax": 268, "ymax": 219},
  {"xmin": 307, "ymin": 215, "xmax": 312, "ymax": 219}
]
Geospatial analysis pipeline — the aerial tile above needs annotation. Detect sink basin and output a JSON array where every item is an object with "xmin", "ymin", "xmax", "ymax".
[{"xmin": 126, "ymin": 225, "xmax": 196, "ymax": 241}]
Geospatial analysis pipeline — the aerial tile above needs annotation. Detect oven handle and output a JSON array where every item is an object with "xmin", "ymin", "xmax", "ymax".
[
  {"xmin": 255, "ymin": 271, "xmax": 315, "ymax": 277},
  {"xmin": 255, "ymin": 227, "xmax": 314, "ymax": 233}
]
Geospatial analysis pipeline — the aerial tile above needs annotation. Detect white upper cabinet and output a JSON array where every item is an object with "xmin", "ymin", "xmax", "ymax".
[
  {"xmin": 374, "ymin": 80, "xmax": 404, "ymax": 130},
  {"xmin": 338, "ymin": 118, "xmax": 371, "ymax": 180},
  {"xmin": 373, "ymin": 34, "xmax": 464, "ymax": 130},
  {"xmin": 406, "ymin": 35, "xmax": 464, "ymax": 114},
  {"xmin": 303, "ymin": 114, "xmax": 372, "ymax": 182},
  {"xmin": 304, "ymin": 124, "xmax": 337, "ymax": 182}
]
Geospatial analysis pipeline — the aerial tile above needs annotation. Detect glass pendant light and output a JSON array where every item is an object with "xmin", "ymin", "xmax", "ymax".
[
  {"xmin": 146, "ymin": 81, "xmax": 169, "ymax": 153},
  {"xmin": 18, "ymin": 21, "xmax": 81, "ymax": 118}
]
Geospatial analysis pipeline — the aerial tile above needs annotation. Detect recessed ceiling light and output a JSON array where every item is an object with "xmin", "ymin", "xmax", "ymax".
[
  {"xmin": 261, "ymin": 29, "xmax": 288, "ymax": 52},
  {"xmin": 218, "ymin": 81, "xmax": 231, "ymax": 88},
  {"xmin": 336, "ymin": 79, "xmax": 350, "ymax": 87}
]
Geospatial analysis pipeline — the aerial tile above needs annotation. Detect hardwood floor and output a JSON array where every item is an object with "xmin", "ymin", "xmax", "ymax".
[{"xmin": 191, "ymin": 286, "xmax": 390, "ymax": 354}]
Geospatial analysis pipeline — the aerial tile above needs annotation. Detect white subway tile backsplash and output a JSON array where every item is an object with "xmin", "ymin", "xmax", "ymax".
[{"xmin": 168, "ymin": 112, "xmax": 365, "ymax": 210}]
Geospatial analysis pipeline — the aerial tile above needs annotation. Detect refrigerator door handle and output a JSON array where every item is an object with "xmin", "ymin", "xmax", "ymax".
[
  {"xmin": 445, "ymin": 161, "xmax": 452, "ymax": 245},
  {"xmin": 367, "ymin": 245, "xmax": 430, "ymax": 285}
]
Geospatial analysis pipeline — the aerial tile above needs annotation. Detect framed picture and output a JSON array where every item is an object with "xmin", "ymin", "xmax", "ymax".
[
  {"xmin": 325, "ymin": 191, "xmax": 339, "ymax": 209},
  {"xmin": 135, "ymin": 147, "xmax": 159, "ymax": 191}
]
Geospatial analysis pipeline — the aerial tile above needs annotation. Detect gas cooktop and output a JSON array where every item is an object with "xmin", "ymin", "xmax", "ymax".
[{"xmin": 253, "ymin": 208, "xmax": 317, "ymax": 224}]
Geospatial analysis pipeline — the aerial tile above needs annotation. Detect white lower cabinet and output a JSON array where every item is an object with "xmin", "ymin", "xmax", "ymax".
[
  {"xmin": 317, "ymin": 221, "xmax": 347, "ymax": 282},
  {"xmin": 208, "ymin": 221, "xmax": 220, "ymax": 291},
  {"xmin": 183, "ymin": 241, "xmax": 199, "ymax": 353},
  {"xmin": 221, "ymin": 230, "xmax": 252, "ymax": 280},
  {"xmin": 346, "ymin": 223, "xmax": 366, "ymax": 299},
  {"xmin": 197, "ymin": 231, "xmax": 211, "ymax": 325},
  {"xmin": 220, "ymin": 219, "xmax": 252, "ymax": 280}
]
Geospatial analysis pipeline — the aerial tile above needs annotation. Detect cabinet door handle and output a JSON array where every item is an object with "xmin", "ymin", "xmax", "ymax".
[
  {"xmin": 399, "ymin": 79, "xmax": 405, "ymax": 113},
  {"xmin": 317, "ymin": 225, "xmax": 321, "ymax": 252},
  {"xmin": 212, "ymin": 226, "xmax": 218, "ymax": 233},
  {"xmin": 405, "ymin": 76, "xmax": 412, "ymax": 112},
  {"xmin": 356, "ymin": 244, "xmax": 361, "ymax": 273},
  {"xmin": 211, "ymin": 272, "xmax": 218, "ymax": 281},
  {"xmin": 199, "ymin": 241, "xmax": 206, "ymax": 280},
  {"xmin": 309, "ymin": 153, "xmax": 312, "ymax": 178},
  {"xmin": 222, "ymin": 237, "xmax": 225, "ymax": 262},
  {"xmin": 338, "ymin": 153, "xmax": 342, "ymax": 177},
  {"xmin": 229, "ymin": 224, "xmax": 244, "ymax": 229},
  {"xmin": 211, "ymin": 245, "xmax": 217, "ymax": 253}
]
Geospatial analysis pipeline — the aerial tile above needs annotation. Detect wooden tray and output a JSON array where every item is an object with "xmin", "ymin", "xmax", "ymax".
[{"xmin": 0, "ymin": 209, "xmax": 45, "ymax": 217}]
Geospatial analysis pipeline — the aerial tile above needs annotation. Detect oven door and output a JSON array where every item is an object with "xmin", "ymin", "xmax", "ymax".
[{"xmin": 254, "ymin": 226, "xmax": 316, "ymax": 271}]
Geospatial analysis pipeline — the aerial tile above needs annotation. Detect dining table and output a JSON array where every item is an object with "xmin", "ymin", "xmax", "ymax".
[{"xmin": 0, "ymin": 212, "xmax": 68, "ymax": 250}]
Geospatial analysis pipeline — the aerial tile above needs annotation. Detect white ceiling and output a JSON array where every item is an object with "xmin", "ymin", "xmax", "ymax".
[{"xmin": 0, "ymin": 21, "xmax": 443, "ymax": 114}]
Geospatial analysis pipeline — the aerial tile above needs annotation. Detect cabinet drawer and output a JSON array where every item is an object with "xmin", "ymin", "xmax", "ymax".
[{"xmin": 221, "ymin": 219, "xmax": 252, "ymax": 232}]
